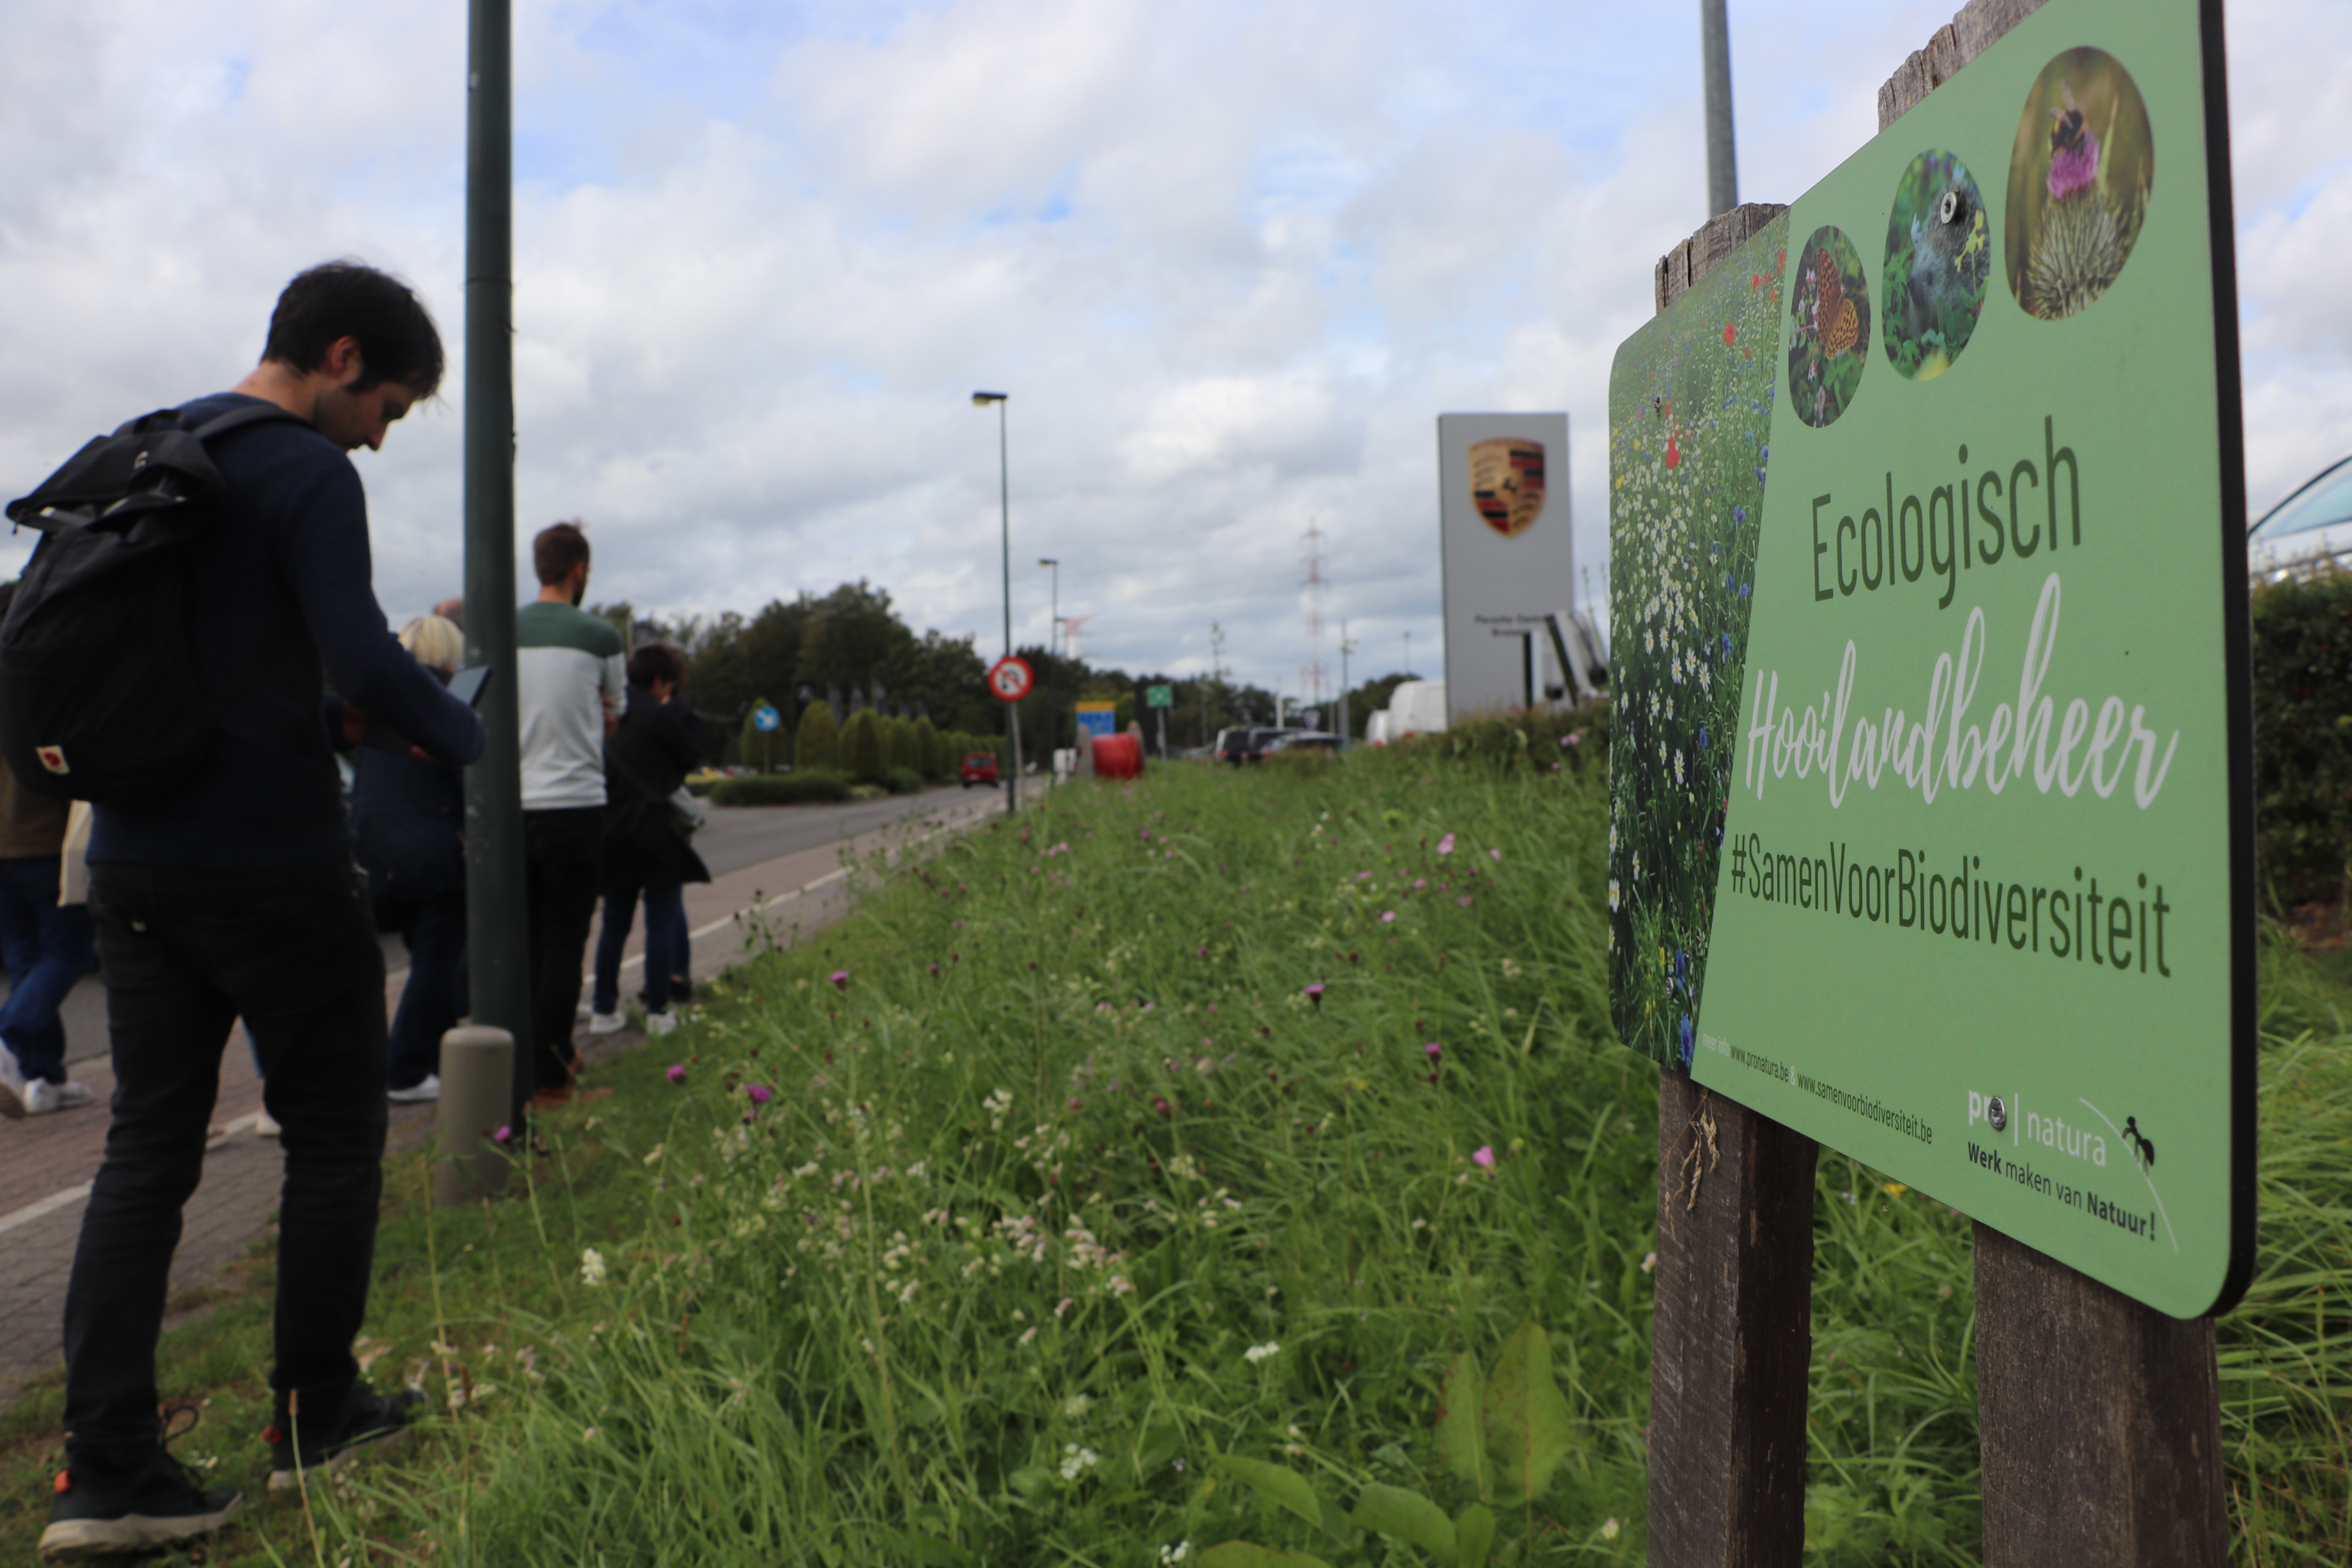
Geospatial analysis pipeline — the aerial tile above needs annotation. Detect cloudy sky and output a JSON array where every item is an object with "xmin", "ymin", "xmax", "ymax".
[{"xmin": 2, "ymin": 1, "xmax": 2343, "ymax": 700}]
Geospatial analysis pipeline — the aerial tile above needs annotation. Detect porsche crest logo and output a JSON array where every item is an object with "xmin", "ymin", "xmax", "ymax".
[{"xmin": 1468, "ymin": 438, "xmax": 1546, "ymax": 537}]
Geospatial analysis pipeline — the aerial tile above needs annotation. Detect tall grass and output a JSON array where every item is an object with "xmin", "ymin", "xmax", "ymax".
[{"xmin": 5, "ymin": 757, "xmax": 2341, "ymax": 1565}]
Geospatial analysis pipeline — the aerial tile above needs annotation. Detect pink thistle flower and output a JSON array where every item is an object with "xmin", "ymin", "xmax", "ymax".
[
  {"xmin": 1488, "ymin": 848, "xmax": 1502, "ymax": 862},
  {"xmin": 493, "ymin": 1125, "xmax": 513, "ymax": 1144},
  {"xmin": 1304, "ymin": 984, "xmax": 1325, "ymax": 1006},
  {"xmin": 1436, "ymin": 834, "xmax": 1456, "ymax": 855},
  {"xmin": 829, "ymin": 971, "xmax": 850, "ymax": 990},
  {"xmin": 1563, "ymin": 730, "xmax": 1585, "ymax": 747},
  {"xmin": 1355, "ymin": 870, "xmax": 1372, "ymax": 881},
  {"xmin": 1456, "ymin": 895, "xmax": 1475, "ymax": 907},
  {"xmin": 1472, "ymin": 1145, "xmax": 1496, "ymax": 1168},
  {"xmin": 1151, "ymin": 1095, "xmax": 1173, "ymax": 1118},
  {"xmin": 1424, "ymin": 1042, "xmax": 1442, "ymax": 1060},
  {"xmin": 1380, "ymin": 911, "xmax": 1397, "ymax": 924},
  {"xmin": 746, "ymin": 1084, "xmax": 773, "ymax": 1105},
  {"xmin": 2048, "ymin": 129, "xmax": 2100, "ymax": 202},
  {"xmin": 666, "ymin": 1064, "xmax": 687, "ymax": 1085}
]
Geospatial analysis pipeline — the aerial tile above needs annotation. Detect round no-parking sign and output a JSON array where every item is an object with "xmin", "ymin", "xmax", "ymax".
[{"xmin": 987, "ymin": 656, "xmax": 1034, "ymax": 703}]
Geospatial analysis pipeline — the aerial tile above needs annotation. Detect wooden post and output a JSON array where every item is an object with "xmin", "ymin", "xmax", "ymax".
[
  {"xmin": 1648, "ymin": 199, "xmax": 1814, "ymax": 1568},
  {"xmin": 1879, "ymin": 6, "xmax": 2226, "ymax": 1563},
  {"xmin": 1975, "ymin": 1225, "xmax": 2225, "ymax": 1565}
]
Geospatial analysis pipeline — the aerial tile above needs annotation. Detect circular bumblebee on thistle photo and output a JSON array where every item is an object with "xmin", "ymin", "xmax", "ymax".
[
  {"xmin": 1787, "ymin": 225, "xmax": 1870, "ymax": 427},
  {"xmin": 2006, "ymin": 47, "xmax": 2153, "ymax": 320},
  {"xmin": 1882, "ymin": 151, "xmax": 1991, "ymax": 380}
]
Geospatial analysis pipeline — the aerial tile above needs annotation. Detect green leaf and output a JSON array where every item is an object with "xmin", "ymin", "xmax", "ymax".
[
  {"xmin": 1454, "ymin": 1504, "xmax": 1497, "ymax": 1568},
  {"xmin": 1198, "ymin": 1546, "xmax": 1335, "ymax": 1568},
  {"xmin": 1209, "ymin": 1454, "xmax": 1351, "ymax": 1542},
  {"xmin": 1434, "ymin": 1351, "xmax": 1489, "ymax": 1498},
  {"xmin": 1482, "ymin": 1323, "xmax": 1578, "ymax": 1502},
  {"xmin": 1350, "ymin": 1482, "xmax": 1457, "ymax": 1563}
]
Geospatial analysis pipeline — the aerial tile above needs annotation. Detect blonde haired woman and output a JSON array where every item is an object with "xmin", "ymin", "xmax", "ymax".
[{"xmin": 352, "ymin": 614, "xmax": 469, "ymax": 1099}]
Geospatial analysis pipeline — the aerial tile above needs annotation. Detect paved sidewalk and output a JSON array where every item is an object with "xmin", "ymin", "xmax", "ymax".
[{"xmin": 0, "ymin": 797, "xmax": 993, "ymax": 1410}]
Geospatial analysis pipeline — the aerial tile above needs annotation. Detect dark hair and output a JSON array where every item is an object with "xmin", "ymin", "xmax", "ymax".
[
  {"xmin": 262, "ymin": 261, "xmax": 445, "ymax": 396},
  {"xmin": 533, "ymin": 521, "xmax": 592, "ymax": 586},
  {"xmin": 628, "ymin": 643, "xmax": 685, "ymax": 688}
]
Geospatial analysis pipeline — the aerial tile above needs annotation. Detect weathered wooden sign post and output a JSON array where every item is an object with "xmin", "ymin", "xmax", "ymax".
[{"xmin": 1618, "ymin": 1, "xmax": 2244, "ymax": 1561}]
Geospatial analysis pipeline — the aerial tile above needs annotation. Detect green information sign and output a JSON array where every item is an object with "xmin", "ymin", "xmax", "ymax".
[
  {"xmin": 1606, "ymin": 0, "xmax": 2250, "ymax": 1316},
  {"xmin": 1145, "ymin": 684, "xmax": 1173, "ymax": 709}
]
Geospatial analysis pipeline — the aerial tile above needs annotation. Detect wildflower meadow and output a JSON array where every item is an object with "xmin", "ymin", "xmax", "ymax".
[
  {"xmin": 2, "ymin": 751, "xmax": 2346, "ymax": 1566},
  {"xmin": 1606, "ymin": 216, "xmax": 1782, "ymax": 1070}
]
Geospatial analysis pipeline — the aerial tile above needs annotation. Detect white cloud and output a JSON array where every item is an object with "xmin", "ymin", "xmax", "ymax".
[{"xmin": 0, "ymin": 0, "xmax": 2341, "ymax": 696}]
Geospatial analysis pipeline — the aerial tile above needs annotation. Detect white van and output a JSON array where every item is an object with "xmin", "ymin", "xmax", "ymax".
[
  {"xmin": 1365, "ymin": 710, "xmax": 1392, "ymax": 747},
  {"xmin": 1387, "ymin": 680, "xmax": 1448, "ymax": 740}
]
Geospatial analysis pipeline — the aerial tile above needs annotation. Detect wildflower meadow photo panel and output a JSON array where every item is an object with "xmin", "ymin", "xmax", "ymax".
[{"xmin": 1607, "ymin": 0, "xmax": 2252, "ymax": 1318}]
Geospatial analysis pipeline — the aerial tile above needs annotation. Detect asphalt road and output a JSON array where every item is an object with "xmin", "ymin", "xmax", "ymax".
[{"xmin": 6, "ymin": 785, "xmax": 977, "ymax": 1069}]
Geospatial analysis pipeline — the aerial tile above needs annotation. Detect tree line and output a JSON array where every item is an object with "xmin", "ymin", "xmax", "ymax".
[{"xmin": 596, "ymin": 581, "xmax": 1420, "ymax": 768}]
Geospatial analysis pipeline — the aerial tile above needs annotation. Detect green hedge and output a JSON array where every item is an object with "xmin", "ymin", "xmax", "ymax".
[
  {"xmin": 883, "ymin": 766, "xmax": 924, "ymax": 795},
  {"xmin": 708, "ymin": 770, "xmax": 851, "ymax": 806},
  {"xmin": 2253, "ymin": 568, "xmax": 2352, "ymax": 910},
  {"xmin": 1382, "ymin": 698, "xmax": 1611, "ymax": 777}
]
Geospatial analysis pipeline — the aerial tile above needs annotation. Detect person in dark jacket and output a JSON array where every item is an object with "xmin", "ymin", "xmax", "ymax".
[
  {"xmin": 352, "ymin": 614, "xmax": 469, "ymax": 1101},
  {"xmin": 588, "ymin": 644, "xmax": 709, "ymax": 1037}
]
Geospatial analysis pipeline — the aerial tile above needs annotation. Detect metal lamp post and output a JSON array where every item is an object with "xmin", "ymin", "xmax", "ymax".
[{"xmin": 972, "ymin": 392, "xmax": 1017, "ymax": 814}]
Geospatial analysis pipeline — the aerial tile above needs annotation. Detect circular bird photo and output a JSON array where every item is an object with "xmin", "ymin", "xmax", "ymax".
[
  {"xmin": 2006, "ymin": 47, "xmax": 2153, "ymax": 320},
  {"xmin": 1883, "ymin": 151, "xmax": 1991, "ymax": 380},
  {"xmin": 1788, "ymin": 225, "xmax": 1870, "ymax": 428}
]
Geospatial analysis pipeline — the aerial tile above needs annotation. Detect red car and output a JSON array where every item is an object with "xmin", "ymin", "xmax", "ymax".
[{"xmin": 960, "ymin": 752, "xmax": 1000, "ymax": 787}]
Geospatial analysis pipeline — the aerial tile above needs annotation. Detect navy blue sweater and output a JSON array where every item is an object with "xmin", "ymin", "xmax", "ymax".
[{"xmin": 90, "ymin": 392, "xmax": 486, "ymax": 872}]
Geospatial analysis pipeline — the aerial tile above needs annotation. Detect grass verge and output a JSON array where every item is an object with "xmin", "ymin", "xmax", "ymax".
[{"xmin": 0, "ymin": 756, "xmax": 2343, "ymax": 1565}]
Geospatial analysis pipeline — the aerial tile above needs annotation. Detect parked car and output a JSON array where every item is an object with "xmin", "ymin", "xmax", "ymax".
[
  {"xmin": 1264, "ymin": 731, "xmax": 1341, "ymax": 755},
  {"xmin": 960, "ymin": 751, "xmax": 1000, "ymax": 787},
  {"xmin": 2249, "ymin": 455, "xmax": 2352, "ymax": 581},
  {"xmin": 1214, "ymin": 726, "xmax": 1296, "ymax": 764}
]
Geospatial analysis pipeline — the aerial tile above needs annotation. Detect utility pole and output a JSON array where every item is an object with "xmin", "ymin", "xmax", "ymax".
[
  {"xmin": 1403, "ymin": 630, "xmax": 1412, "ymax": 678},
  {"xmin": 1338, "ymin": 620, "xmax": 1357, "ymax": 751},
  {"xmin": 1700, "ymin": 0, "xmax": 1739, "ymax": 217},
  {"xmin": 462, "ymin": 0, "xmax": 532, "ymax": 1126}
]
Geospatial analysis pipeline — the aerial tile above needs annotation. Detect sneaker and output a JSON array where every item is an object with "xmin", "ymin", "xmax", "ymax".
[
  {"xmin": 39, "ymin": 1446, "xmax": 240, "ymax": 1562},
  {"xmin": 25, "ymin": 1079, "xmax": 95, "ymax": 1116},
  {"xmin": 645, "ymin": 1011, "xmax": 678, "ymax": 1038},
  {"xmin": 587, "ymin": 1011, "xmax": 626, "ymax": 1037},
  {"xmin": 0, "ymin": 1043, "xmax": 28, "ymax": 1120},
  {"xmin": 387, "ymin": 1075, "xmax": 442, "ymax": 1104},
  {"xmin": 266, "ymin": 1384, "xmax": 424, "ymax": 1493}
]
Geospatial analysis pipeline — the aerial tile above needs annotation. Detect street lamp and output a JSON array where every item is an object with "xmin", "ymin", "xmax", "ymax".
[
  {"xmin": 973, "ymin": 391, "xmax": 1017, "ymax": 814},
  {"xmin": 1038, "ymin": 557, "xmax": 1060, "ymax": 778}
]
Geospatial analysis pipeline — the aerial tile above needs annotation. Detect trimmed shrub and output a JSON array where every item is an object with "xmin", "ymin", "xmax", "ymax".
[
  {"xmin": 884, "ymin": 766, "xmax": 924, "ymax": 795},
  {"xmin": 794, "ymin": 700, "xmax": 838, "ymax": 773},
  {"xmin": 709, "ymin": 770, "xmax": 851, "ymax": 805},
  {"xmin": 843, "ymin": 708, "xmax": 886, "ymax": 785},
  {"xmin": 886, "ymin": 716, "xmax": 918, "ymax": 775},
  {"xmin": 914, "ymin": 716, "xmax": 943, "ymax": 778},
  {"xmin": 2253, "ymin": 566, "xmax": 2352, "ymax": 910},
  {"xmin": 1383, "ymin": 698, "xmax": 1611, "ymax": 777}
]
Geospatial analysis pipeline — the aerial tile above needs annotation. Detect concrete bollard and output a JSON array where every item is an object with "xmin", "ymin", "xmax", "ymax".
[{"xmin": 433, "ymin": 1025, "xmax": 515, "ymax": 1205}]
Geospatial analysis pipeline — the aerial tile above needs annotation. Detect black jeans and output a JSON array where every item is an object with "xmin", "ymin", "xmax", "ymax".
[
  {"xmin": 522, "ymin": 808, "xmax": 602, "ymax": 1089},
  {"xmin": 63, "ymin": 861, "xmax": 388, "ymax": 1472}
]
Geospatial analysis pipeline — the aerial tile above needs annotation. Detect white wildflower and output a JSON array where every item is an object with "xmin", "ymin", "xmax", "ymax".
[
  {"xmin": 1059, "ymin": 1443, "xmax": 1100, "ymax": 1482},
  {"xmin": 579, "ymin": 1248, "xmax": 607, "ymax": 1287},
  {"xmin": 1243, "ymin": 1341, "xmax": 1281, "ymax": 1365}
]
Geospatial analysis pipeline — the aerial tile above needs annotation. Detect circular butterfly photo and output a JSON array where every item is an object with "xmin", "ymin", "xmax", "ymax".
[
  {"xmin": 1883, "ymin": 151, "xmax": 1991, "ymax": 380},
  {"xmin": 1788, "ymin": 225, "xmax": 1870, "ymax": 428},
  {"xmin": 2006, "ymin": 46, "xmax": 2153, "ymax": 320}
]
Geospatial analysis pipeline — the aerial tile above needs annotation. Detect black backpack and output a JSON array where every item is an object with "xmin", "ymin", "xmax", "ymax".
[{"xmin": 0, "ymin": 402, "xmax": 303, "ymax": 803}]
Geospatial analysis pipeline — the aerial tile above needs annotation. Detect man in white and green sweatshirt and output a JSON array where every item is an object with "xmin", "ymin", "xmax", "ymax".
[{"xmin": 516, "ymin": 521, "xmax": 626, "ymax": 1103}]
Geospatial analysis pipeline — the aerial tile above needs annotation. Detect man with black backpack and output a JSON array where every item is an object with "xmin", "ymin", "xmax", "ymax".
[{"xmin": 18, "ymin": 262, "xmax": 486, "ymax": 1562}]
